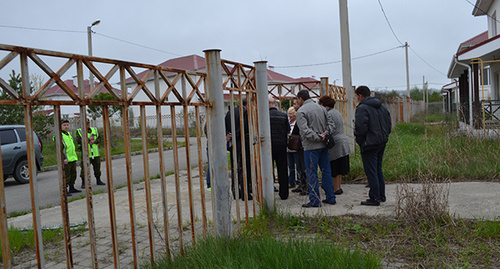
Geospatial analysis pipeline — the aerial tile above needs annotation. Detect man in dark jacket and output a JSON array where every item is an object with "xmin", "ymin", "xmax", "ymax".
[
  {"xmin": 354, "ymin": 86, "xmax": 392, "ymax": 206},
  {"xmin": 225, "ymin": 98, "xmax": 252, "ymax": 201},
  {"xmin": 269, "ymin": 97, "xmax": 290, "ymax": 200}
]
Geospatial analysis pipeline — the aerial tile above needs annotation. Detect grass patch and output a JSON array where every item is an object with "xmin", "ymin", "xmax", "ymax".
[
  {"xmin": 347, "ymin": 121, "xmax": 500, "ymax": 182},
  {"xmin": 150, "ymin": 234, "xmax": 380, "ymax": 269},
  {"xmin": 230, "ymin": 212, "xmax": 500, "ymax": 268},
  {"xmin": 42, "ymin": 139, "xmax": 185, "ymax": 167},
  {"xmin": 0, "ymin": 226, "xmax": 85, "ymax": 260}
]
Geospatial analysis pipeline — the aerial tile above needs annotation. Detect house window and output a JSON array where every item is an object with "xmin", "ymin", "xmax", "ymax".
[
  {"xmin": 481, "ymin": 68, "xmax": 490, "ymax": 85},
  {"xmin": 490, "ymin": 11, "xmax": 498, "ymax": 36}
]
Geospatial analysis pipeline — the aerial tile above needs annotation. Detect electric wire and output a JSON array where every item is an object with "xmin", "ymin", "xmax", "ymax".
[
  {"xmin": 377, "ymin": 0, "xmax": 403, "ymax": 45},
  {"xmin": 273, "ymin": 45, "xmax": 403, "ymax": 68},
  {"xmin": 94, "ymin": 32, "xmax": 182, "ymax": 57},
  {"xmin": 0, "ymin": 24, "xmax": 85, "ymax": 33},
  {"xmin": 464, "ymin": 0, "xmax": 500, "ymax": 23},
  {"xmin": 0, "ymin": 24, "xmax": 182, "ymax": 57}
]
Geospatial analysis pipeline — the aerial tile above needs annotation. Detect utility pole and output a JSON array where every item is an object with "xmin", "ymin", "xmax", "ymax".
[
  {"xmin": 339, "ymin": 0, "xmax": 355, "ymax": 152},
  {"xmin": 87, "ymin": 20, "xmax": 100, "ymax": 91},
  {"xmin": 404, "ymin": 42, "xmax": 410, "ymax": 122}
]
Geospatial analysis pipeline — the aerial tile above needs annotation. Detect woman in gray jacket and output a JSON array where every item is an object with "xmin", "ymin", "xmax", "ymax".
[{"xmin": 318, "ymin": 96, "xmax": 351, "ymax": 195}]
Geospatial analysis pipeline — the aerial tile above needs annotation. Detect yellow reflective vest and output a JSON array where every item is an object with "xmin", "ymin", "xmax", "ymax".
[
  {"xmin": 76, "ymin": 127, "xmax": 100, "ymax": 158},
  {"xmin": 62, "ymin": 131, "xmax": 78, "ymax": 162}
]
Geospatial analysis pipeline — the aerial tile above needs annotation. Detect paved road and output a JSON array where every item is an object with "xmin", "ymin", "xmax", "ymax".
[{"xmin": 3, "ymin": 137, "xmax": 207, "ymax": 215}]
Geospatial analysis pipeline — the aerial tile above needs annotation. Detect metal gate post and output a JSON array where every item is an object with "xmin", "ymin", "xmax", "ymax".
[
  {"xmin": 320, "ymin": 77, "xmax": 328, "ymax": 96},
  {"xmin": 254, "ymin": 61, "xmax": 274, "ymax": 212},
  {"xmin": 204, "ymin": 49, "xmax": 232, "ymax": 237}
]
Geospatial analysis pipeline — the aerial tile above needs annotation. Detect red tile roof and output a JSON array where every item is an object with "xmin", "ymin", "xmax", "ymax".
[
  {"xmin": 457, "ymin": 31, "xmax": 488, "ymax": 53},
  {"xmin": 126, "ymin": 55, "xmax": 298, "ymax": 83}
]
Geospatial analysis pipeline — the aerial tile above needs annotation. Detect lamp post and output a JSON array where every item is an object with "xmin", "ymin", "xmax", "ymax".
[{"xmin": 87, "ymin": 19, "xmax": 100, "ymax": 91}]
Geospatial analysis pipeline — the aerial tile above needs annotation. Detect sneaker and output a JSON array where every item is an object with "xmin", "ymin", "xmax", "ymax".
[
  {"xmin": 207, "ymin": 187, "xmax": 211, "ymax": 190},
  {"xmin": 334, "ymin": 189, "xmax": 343, "ymax": 195}
]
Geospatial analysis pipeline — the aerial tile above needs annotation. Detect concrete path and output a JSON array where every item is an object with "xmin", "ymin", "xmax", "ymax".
[{"xmin": 7, "ymin": 169, "xmax": 500, "ymax": 268}]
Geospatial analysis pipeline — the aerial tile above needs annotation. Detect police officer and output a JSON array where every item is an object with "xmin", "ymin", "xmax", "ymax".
[
  {"xmin": 76, "ymin": 119, "xmax": 105, "ymax": 188},
  {"xmin": 54, "ymin": 119, "xmax": 81, "ymax": 196}
]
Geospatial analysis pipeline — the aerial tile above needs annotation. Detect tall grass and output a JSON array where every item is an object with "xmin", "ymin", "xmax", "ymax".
[
  {"xmin": 347, "ymin": 121, "xmax": 500, "ymax": 181},
  {"xmin": 150, "ymin": 234, "xmax": 380, "ymax": 269}
]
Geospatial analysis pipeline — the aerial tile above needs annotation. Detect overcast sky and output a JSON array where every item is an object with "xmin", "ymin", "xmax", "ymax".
[{"xmin": 0, "ymin": 0, "xmax": 487, "ymax": 92}]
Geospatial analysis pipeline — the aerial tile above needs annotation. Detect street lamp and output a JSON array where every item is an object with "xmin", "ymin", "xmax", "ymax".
[{"xmin": 87, "ymin": 19, "xmax": 100, "ymax": 91}]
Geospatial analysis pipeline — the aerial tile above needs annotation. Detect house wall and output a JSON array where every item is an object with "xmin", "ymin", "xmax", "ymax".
[
  {"xmin": 488, "ymin": 0, "xmax": 500, "ymax": 37},
  {"xmin": 490, "ymin": 62, "xmax": 500, "ymax": 100}
]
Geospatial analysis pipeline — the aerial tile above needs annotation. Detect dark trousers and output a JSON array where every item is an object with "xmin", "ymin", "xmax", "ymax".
[
  {"xmin": 80, "ymin": 156, "xmax": 101, "ymax": 183},
  {"xmin": 229, "ymin": 146, "xmax": 252, "ymax": 200},
  {"xmin": 272, "ymin": 147, "xmax": 288, "ymax": 200},
  {"xmin": 64, "ymin": 161, "xmax": 77, "ymax": 187},
  {"xmin": 361, "ymin": 145, "xmax": 387, "ymax": 202}
]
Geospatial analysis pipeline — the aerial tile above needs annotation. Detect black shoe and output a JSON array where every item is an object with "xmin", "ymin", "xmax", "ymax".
[
  {"xmin": 67, "ymin": 192, "xmax": 72, "ymax": 197},
  {"xmin": 81, "ymin": 183, "xmax": 85, "ymax": 189},
  {"xmin": 69, "ymin": 186, "xmax": 82, "ymax": 193},
  {"xmin": 302, "ymin": 202, "xmax": 321, "ymax": 208},
  {"xmin": 365, "ymin": 184, "xmax": 370, "ymax": 188},
  {"xmin": 300, "ymin": 190, "xmax": 309, "ymax": 196},
  {"xmin": 96, "ymin": 180, "xmax": 106, "ymax": 186},
  {"xmin": 361, "ymin": 199, "xmax": 380, "ymax": 206},
  {"xmin": 274, "ymin": 187, "xmax": 279, "ymax": 192},
  {"xmin": 292, "ymin": 187, "xmax": 302, "ymax": 193},
  {"xmin": 322, "ymin": 199, "xmax": 337, "ymax": 205},
  {"xmin": 334, "ymin": 189, "xmax": 343, "ymax": 195},
  {"xmin": 381, "ymin": 197, "xmax": 386, "ymax": 202}
]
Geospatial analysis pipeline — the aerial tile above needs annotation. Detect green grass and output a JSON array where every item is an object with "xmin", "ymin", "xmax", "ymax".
[
  {"xmin": 347, "ymin": 121, "xmax": 500, "ymax": 182},
  {"xmin": 150, "ymin": 234, "xmax": 380, "ymax": 269},
  {"xmin": 42, "ymin": 139, "xmax": 185, "ymax": 167},
  {"xmin": 0, "ymin": 226, "xmax": 85, "ymax": 260}
]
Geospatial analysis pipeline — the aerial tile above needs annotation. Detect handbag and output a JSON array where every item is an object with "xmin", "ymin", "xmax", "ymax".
[
  {"xmin": 288, "ymin": 134, "xmax": 302, "ymax": 151},
  {"xmin": 324, "ymin": 133, "xmax": 335, "ymax": 149}
]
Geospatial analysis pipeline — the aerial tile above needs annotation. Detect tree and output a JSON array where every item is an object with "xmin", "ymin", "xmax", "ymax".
[
  {"xmin": 0, "ymin": 70, "xmax": 25, "ymax": 125},
  {"xmin": 0, "ymin": 70, "xmax": 53, "ymax": 139},
  {"xmin": 87, "ymin": 92, "xmax": 122, "ymax": 120}
]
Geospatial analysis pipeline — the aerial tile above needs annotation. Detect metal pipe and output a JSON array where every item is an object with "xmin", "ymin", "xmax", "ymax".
[
  {"xmin": 204, "ymin": 49, "xmax": 232, "ymax": 237},
  {"xmin": 320, "ymin": 77, "xmax": 328, "ymax": 96},
  {"xmin": 0, "ymin": 123, "xmax": 11, "ymax": 269},
  {"xmin": 120, "ymin": 66, "xmax": 139, "ymax": 268},
  {"xmin": 254, "ymin": 61, "xmax": 274, "ymax": 211},
  {"xmin": 20, "ymin": 51, "xmax": 45, "ymax": 269},
  {"xmin": 102, "ymin": 105, "xmax": 120, "ymax": 268},
  {"xmin": 454, "ymin": 55, "xmax": 473, "ymax": 127},
  {"xmin": 140, "ymin": 105, "xmax": 156, "ymax": 264},
  {"xmin": 170, "ymin": 105, "xmax": 185, "ymax": 254}
]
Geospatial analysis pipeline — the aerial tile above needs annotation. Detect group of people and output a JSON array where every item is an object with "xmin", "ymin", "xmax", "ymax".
[
  {"xmin": 56, "ymin": 119, "xmax": 105, "ymax": 197},
  {"xmin": 218, "ymin": 85, "xmax": 391, "ymax": 208}
]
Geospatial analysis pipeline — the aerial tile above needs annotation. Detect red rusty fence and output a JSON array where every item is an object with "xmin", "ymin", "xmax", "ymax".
[{"xmin": 0, "ymin": 44, "xmax": 359, "ymax": 268}]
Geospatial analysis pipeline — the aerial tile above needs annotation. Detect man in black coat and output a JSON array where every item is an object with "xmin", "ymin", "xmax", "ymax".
[
  {"xmin": 225, "ymin": 98, "xmax": 252, "ymax": 201},
  {"xmin": 269, "ymin": 97, "xmax": 290, "ymax": 200},
  {"xmin": 354, "ymin": 86, "xmax": 392, "ymax": 206}
]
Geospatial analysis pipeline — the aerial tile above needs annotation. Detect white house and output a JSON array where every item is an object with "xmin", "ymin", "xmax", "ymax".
[{"xmin": 446, "ymin": 0, "xmax": 500, "ymax": 127}]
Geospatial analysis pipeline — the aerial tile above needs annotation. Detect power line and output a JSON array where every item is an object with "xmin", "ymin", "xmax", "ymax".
[
  {"xmin": 0, "ymin": 24, "xmax": 182, "ymax": 57},
  {"xmin": 0, "ymin": 24, "xmax": 85, "ymax": 33},
  {"xmin": 464, "ymin": 0, "xmax": 500, "ymax": 23},
  {"xmin": 409, "ymin": 47, "xmax": 447, "ymax": 76},
  {"xmin": 273, "ymin": 45, "xmax": 403, "ymax": 68},
  {"xmin": 377, "ymin": 0, "xmax": 403, "ymax": 45},
  {"xmin": 95, "ymin": 32, "xmax": 182, "ymax": 57}
]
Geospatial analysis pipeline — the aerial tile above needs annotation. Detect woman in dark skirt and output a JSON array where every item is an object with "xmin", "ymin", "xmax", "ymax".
[{"xmin": 318, "ymin": 96, "xmax": 352, "ymax": 195}]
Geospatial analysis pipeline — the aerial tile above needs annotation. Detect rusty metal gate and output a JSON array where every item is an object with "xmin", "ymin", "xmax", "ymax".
[
  {"xmin": 0, "ymin": 44, "xmax": 272, "ymax": 268},
  {"xmin": 0, "ymin": 44, "xmax": 350, "ymax": 268}
]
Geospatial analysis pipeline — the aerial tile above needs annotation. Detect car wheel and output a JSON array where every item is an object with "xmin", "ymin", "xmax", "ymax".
[{"xmin": 13, "ymin": 160, "xmax": 30, "ymax": 184}]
